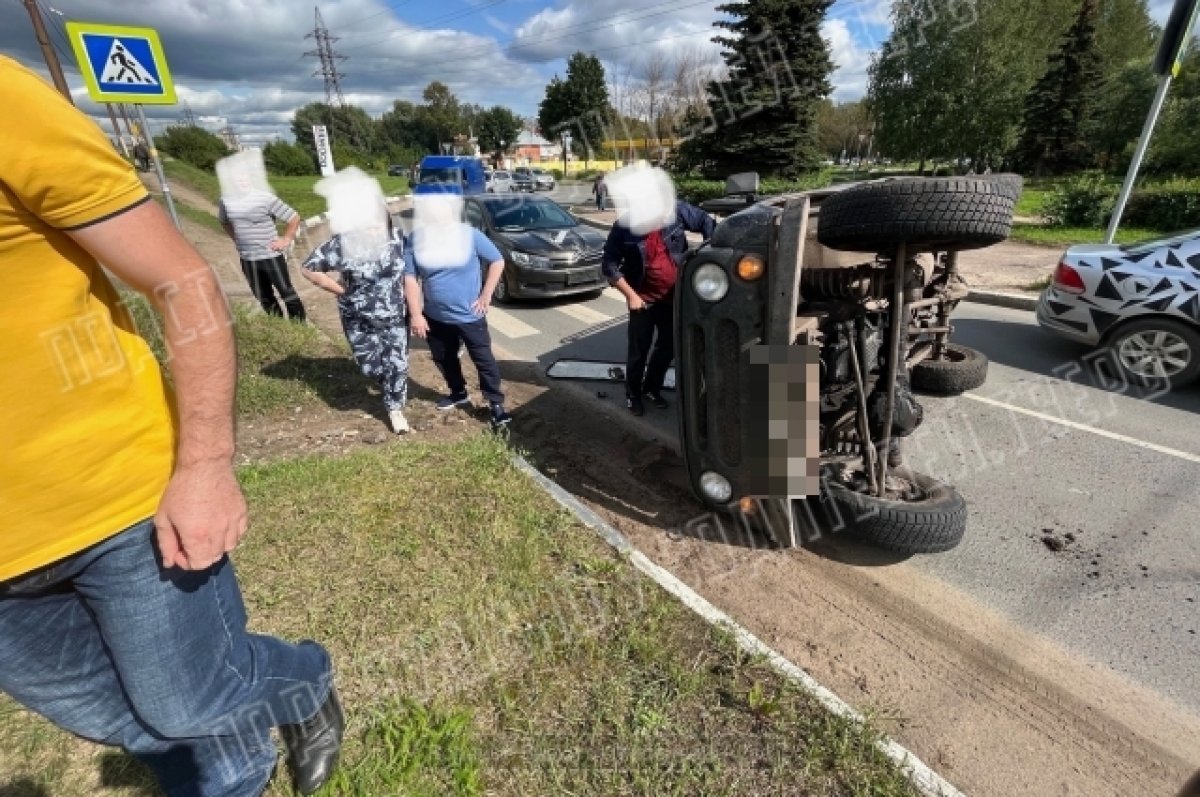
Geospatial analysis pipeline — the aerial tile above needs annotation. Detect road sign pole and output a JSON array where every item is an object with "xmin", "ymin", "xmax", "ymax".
[
  {"xmin": 136, "ymin": 105, "xmax": 180, "ymax": 230},
  {"xmin": 1105, "ymin": 74, "xmax": 1171, "ymax": 244}
]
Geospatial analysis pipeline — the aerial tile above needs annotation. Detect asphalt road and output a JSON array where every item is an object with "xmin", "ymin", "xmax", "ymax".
[{"xmin": 483, "ymin": 294, "xmax": 1200, "ymax": 714}]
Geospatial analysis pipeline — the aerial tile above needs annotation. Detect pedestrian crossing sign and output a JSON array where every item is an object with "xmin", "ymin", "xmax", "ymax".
[{"xmin": 65, "ymin": 22, "xmax": 176, "ymax": 104}]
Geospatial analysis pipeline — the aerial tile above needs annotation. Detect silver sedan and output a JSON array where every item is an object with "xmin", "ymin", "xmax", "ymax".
[{"xmin": 1036, "ymin": 229, "xmax": 1200, "ymax": 388}]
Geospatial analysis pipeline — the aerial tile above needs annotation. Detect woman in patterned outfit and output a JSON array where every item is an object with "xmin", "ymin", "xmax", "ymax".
[{"xmin": 300, "ymin": 216, "xmax": 412, "ymax": 434}]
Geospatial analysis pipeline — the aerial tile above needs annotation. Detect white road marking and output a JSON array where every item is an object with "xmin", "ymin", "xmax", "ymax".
[
  {"xmin": 486, "ymin": 308, "xmax": 540, "ymax": 339},
  {"xmin": 557, "ymin": 302, "xmax": 616, "ymax": 325},
  {"xmin": 603, "ymin": 287, "xmax": 624, "ymax": 302},
  {"xmin": 965, "ymin": 393, "xmax": 1200, "ymax": 465}
]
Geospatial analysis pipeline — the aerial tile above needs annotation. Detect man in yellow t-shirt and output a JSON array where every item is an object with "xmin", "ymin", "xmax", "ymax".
[{"xmin": 0, "ymin": 58, "xmax": 342, "ymax": 796}]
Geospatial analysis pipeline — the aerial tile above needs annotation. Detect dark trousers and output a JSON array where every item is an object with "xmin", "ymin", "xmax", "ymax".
[
  {"xmin": 425, "ymin": 317, "xmax": 504, "ymax": 405},
  {"xmin": 240, "ymin": 255, "xmax": 306, "ymax": 321},
  {"xmin": 627, "ymin": 296, "xmax": 674, "ymax": 397}
]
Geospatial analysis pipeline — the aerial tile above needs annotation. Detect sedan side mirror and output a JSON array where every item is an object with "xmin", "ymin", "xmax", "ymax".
[{"xmin": 725, "ymin": 172, "xmax": 760, "ymax": 197}]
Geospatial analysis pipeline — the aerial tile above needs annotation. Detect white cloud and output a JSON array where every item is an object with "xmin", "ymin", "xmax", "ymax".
[
  {"xmin": 824, "ymin": 18, "xmax": 874, "ymax": 100},
  {"xmin": 1, "ymin": 0, "xmax": 893, "ymax": 141}
]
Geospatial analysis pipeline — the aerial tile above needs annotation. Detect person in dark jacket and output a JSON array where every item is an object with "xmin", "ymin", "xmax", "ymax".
[{"xmin": 602, "ymin": 198, "xmax": 715, "ymax": 415}]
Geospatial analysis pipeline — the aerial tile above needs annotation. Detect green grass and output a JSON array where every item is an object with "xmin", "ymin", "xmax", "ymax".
[
  {"xmin": 122, "ymin": 295, "xmax": 363, "ymax": 417},
  {"xmin": 1009, "ymin": 222, "xmax": 1158, "ymax": 248},
  {"xmin": 162, "ymin": 159, "xmax": 220, "ymax": 204},
  {"xmin": 269, "ymin": 175, "xmax": 413, "ymax": 219},
  {"xmin": 162, "ymin": 160, "xmax": 412, "ymax": 219},
  {"xmin": 0, "ymin": 435, "xmax": 921, "ymax": 795}
]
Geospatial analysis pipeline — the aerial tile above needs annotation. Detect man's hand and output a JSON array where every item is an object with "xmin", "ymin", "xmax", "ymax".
[
  {"xmin": 472, "ymin": 293, "xmax": 492, "ymax": 317},
  {"xmin": 627, "ymin": 293, "xmax": 646, "ymax": 312},
  {"xmin": 269, "ymin": 237, "xmax": 292, "ymax": 252},
  {"xmin": 410, "ymin": 312, "xmax": 430, "ymax": 339},
  {"xmin": 154, "ymin": 461, "xmax": 248, "ymax": 571}
]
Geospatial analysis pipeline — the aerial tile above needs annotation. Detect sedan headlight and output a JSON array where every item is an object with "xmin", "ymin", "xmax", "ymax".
[
  {"xmin": 511, "ymin": 251, "xmax": 552, "ymax": 269},
  {"xmin": 693, "ymin": 263, "xmax": 730, "ymax": 302}
]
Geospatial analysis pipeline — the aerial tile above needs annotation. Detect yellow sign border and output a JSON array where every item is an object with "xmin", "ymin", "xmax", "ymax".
[{"xmin": 65, "ymin": 21, "xmax": 176, "ymax": 105}]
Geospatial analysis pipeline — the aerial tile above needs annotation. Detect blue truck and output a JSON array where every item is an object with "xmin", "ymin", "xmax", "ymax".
[{"xmin": 412, "ymin": 155, "xmax": 487, "ymax": 195}]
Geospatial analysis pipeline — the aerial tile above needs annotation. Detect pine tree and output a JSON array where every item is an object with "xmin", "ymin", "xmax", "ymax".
[
  {"xmin": 677, "ymin": 0, "xmax": 834, "ymax": 178},
  {"xmin": 1014, "ymin": 0, "xmax": 1104, "ymax": 176}
]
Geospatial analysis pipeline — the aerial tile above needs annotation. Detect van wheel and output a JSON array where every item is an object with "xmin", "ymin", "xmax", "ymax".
[
  {"xmin": 823, "ymin": 469, "xmax": 967, "ymax": 554},
  {"xmin": 911, "ymin": 343, "xmax": 988, "ymax": 395},
  {"xmin": 817, "ymin": 176, "xmax": 1020, "ymax": 253}
]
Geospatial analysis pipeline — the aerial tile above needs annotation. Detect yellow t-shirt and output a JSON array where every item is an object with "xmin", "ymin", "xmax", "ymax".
[{"xmin": 0, "ymin": 58, "xmax": 176, "ymax": 581}]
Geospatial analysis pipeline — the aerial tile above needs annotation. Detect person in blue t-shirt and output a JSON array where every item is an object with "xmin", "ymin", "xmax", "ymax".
[{"xmin": 403, "ymin": 213, "xmax": 511, "ymax": 427}]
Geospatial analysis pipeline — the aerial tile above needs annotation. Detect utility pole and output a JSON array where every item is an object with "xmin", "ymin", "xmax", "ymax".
[{"xmin": 21, "ymin": 0, "xmax": 73, "ymax": 104}]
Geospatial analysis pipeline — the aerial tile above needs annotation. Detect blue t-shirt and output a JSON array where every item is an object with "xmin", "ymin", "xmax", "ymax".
[{"xmin": 403, "ymin": 226, "xmax": 502, "ymax": 325}]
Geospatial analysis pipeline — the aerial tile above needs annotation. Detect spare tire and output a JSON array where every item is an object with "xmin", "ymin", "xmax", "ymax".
[
  {"xmin": 824, "ymin": 469, "xmax": 967, "ymax": 554},
  {"xmin": 911, "ymin": 343, "xmax": 989, "ymax": 395},
  {"xmin": 817, "ymin": 176, "xmax": 1020, "ymax": 253}
]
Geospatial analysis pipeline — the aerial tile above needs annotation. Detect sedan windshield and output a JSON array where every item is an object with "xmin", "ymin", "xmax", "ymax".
[
  {"xmin": 418, "ymin": 167, "xmax": 461, "ymax": 185},
  {"xmin": 486, "ymin": 199, "xmax": 576, "ymax": 231}
]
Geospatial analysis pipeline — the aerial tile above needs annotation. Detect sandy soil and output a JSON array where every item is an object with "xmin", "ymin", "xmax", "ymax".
[{"xmin": 172, "ymin": 203, "xmax": 1200, "ymax": 797}]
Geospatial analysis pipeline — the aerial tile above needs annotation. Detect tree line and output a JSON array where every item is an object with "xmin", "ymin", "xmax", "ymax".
[{"xmin": 868, "ymin": 0, "xmax": 1198, "ymax": 177}]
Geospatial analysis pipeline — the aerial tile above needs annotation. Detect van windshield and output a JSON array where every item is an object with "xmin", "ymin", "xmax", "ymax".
[{"xmin": 419, "ymin": 168, "xmax": 462, "ymax": 185}]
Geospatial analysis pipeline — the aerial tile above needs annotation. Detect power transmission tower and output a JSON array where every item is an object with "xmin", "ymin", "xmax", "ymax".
[
  {"xmin": 181, "ymin": 104, "xmax": 197, "ymax": 127},
  {"xmin": 304, "ymin": 7, "xmax": 347, "ymax": 108}
]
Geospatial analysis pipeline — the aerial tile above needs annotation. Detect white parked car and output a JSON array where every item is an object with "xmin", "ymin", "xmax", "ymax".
[
  {"xmin": 486, "ymin": 170, "xmax": 516, "ymax": 193},
  {"xmin": 1036, "ymin": 228, "xmax": 1200, "ymax": 388}
]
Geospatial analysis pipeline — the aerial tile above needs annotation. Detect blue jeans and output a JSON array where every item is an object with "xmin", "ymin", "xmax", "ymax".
[{"xmin": 0, "ymin": 520, "xmax": 332, "ymax": 797}]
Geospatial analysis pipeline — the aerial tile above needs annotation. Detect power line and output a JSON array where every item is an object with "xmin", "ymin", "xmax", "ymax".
[{"xmin": 342, "ymin": 0, "xmax": 509, "ymax": 50}]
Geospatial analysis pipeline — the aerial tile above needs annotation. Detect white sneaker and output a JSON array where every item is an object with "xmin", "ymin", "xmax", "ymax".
[{"xmin": 388, "ymin": 409, "xmax": 410, "ymax": 434}]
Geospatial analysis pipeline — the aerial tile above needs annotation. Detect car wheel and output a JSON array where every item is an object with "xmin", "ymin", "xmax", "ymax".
[
  {"xmin": 493, "ymin": 274, "xmax": 512, "ymax": 304},
  {"xmin": 1105, "ymin": 317, "xmax": 1200, "ymax": 389},
  {"xmin": 823, "ymin": 469, "xmax": 967, "ymax": 554},
  {"xmin": 911, "ymin": 343, "xmax": 988, "ymax": 395},
  {"xmin": 817, "ymin": 175, "xmax": 1021, "ymax": 253}
]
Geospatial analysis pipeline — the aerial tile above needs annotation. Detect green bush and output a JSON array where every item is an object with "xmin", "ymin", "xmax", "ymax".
[
  {"xmin": 263, "ymin": 141, "xmax": 315, "ymax": 176},
  {"xmin": 1122, "ymin": 179, "xmax": 1200, "ymax": 231},
  {"xmin": 547, "ymin": 168, "xmax": 565, "ymax": 180},
  {"xmin": 1042, "ymin": 173, "xmax": 1118, "ymax": 228},
  {"xmin": 154, "ymin": 126, "xmax": 229, "ymax": 171}
]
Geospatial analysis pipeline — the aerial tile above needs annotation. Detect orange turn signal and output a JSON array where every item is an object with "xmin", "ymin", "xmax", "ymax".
[
  {"xmin": 738, "ymin": 497, "xmax": 758, "ymax": 515},
  {"xmin": 736, "ymin": 254, "xmax": 766, "ymax": 282}
]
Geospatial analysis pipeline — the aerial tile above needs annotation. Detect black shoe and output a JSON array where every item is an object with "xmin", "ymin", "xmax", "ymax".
[
  {"xmin": 279, "ymin": 686, "xmax": 344, "ymax": 796},
  {"xmin": 490, "ymin": 402, "xmax": 512, "ymax": 428},
  {"xmin": 644, "ymin": 390, "xmax": 668, "ymax": 409},
  {"xmin": 436, "ymin": 392, "xmax": 470, "ymax": 411},
  {"xmin": 627, "ymin": 395, "xmax": 645, "ymax": 416}
]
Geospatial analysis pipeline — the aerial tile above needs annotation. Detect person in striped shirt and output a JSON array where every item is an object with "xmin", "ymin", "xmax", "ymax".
[{"xmin": 218, "ymin": 187, "xmax": 308, "ymax": 322}]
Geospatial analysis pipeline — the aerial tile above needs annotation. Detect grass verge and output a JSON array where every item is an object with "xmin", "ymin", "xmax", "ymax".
[
  {"xmin": 1009, "ymin": 223, "xmax": 1159, "ymax": 248},
  {"xmin": 0, "ymin": 436, "xmax": 920, "ymax": 796},
  {"xmin": 122, "ymin": 294, "xmax": 365, "ymax": 417},
  {"xmin": 162, "ymin": 160, "xmax": 411, "ymax": 219}
]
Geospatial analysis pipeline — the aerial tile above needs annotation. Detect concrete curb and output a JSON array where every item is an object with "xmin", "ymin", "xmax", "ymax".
[
  {"xmin": 964, "ymin": 290, "xmax": 1039, "ymax": 311},
  {"xmin": 511, "ymin": 453, "xmax": 965, "ymax": 797},
  {"xmin": 575, "ymin": 214, "xmax": 1040, "ymax": 312}
]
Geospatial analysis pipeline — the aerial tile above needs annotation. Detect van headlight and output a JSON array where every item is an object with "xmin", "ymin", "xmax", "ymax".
[
  {"xmin": 699, "ymin": 472, "xmax": 733, "ymax": 503},
  {"xmin": 693, "ymin": 263, "xmax": 729, "ymax": 302},
  {"xmin": 512, "ymin": 251, "xmax": 552, "ymax": 269}
]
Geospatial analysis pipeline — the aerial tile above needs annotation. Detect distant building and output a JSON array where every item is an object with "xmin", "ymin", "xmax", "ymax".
[{"xmin": 514, "ymin": 130, "xmax": 561, "ymax": 164}]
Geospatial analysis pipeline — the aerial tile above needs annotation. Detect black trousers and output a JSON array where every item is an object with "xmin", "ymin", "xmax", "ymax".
[
  {"xmin": 240, "ymin": 255, "xmax": 306, "ymax": 321},
  {"xmin": 626, "ymin": 296, "xmax": 674, "ymax": 397},
  {"xmin": 425, "ymin": 317, "xmax": 504, "ymax": 405}
]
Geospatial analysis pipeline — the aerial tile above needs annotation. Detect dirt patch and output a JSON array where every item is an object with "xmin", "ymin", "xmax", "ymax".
[{"xmin": 499, "ymin": 374, "xmax": 1200, "ymax": 796}]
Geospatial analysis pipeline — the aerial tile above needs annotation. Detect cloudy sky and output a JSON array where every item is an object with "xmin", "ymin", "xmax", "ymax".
[{"xmin": 0, "ymin": 0, "xmax": 1179, "ymax": 146}]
